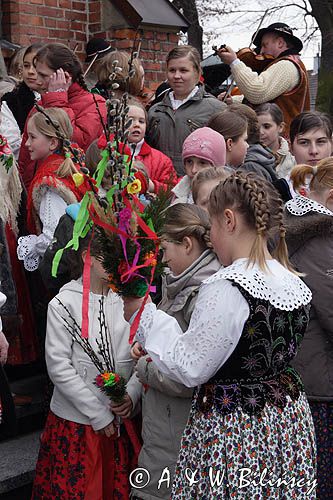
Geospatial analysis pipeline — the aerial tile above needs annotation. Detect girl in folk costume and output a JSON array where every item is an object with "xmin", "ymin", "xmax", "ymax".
[
  {"xmin": 31, "ymin": 235, "xmax": 142, "ymax": 499},
  {"xmin": 127, "ymin": 172, "xmax": 317, "ymax": 499},
  {"xmin": 256, "ymin": 103, "xmax": 295, "ymax": 179},
  {"xmin": 126, "ymin": 98, "xmax": 177, "ymax": 193},
  {"xmin": 18, "ymin": 42, "xmax": 107, "ymax": 190},
  {"xmin": 0, "ymin": 134, "xmax": 38, "ymax": 364},
  {"xmin": 285, "ymin": 159, "xmax": 333, "ymax": 499},
  {"xmin": 131, "ymin": 204, "xmax": 220, "ymax": 500},
  {"xmin": 17, "ymin": 107, "xmax": 88, "ymax": 273}
]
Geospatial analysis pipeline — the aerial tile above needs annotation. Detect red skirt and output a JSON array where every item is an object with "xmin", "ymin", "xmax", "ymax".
[{"xmin": 31, "ymin": 411, "xmax": 141, "ymax": 500}]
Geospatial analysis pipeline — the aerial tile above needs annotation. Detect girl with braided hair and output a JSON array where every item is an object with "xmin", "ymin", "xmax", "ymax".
[
  {"xmin": 285, "ymin": 158, "xmax": 333, "ymax": 499},
  {"xmin": 18, "ymin": 43, "xmax": 107, "ymax": 190},
  {"xmin": 17, "ymin": 107, "xmax": 89, "ymax": 273},
  {"xmin": 126, "ymin": 172, "xmax": 316, "ymax": 499},
  {"xmin": 131, "ymin": 203, "xmax": 220, "ymax": 500}
]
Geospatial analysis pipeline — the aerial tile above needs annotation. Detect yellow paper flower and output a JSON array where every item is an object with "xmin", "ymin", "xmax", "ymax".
[
  {"xmin": 72, "ymin": 172, "xmax": 84, "ymax": 187},
  {"xmin": 127, "ymin": 179, "xmax": 142, "ymax": 195}
]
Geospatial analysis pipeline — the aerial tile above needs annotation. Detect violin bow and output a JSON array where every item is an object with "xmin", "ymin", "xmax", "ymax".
[{"xmin": 222, "ymin": 8, "xmax": 270, "ymax": 102}]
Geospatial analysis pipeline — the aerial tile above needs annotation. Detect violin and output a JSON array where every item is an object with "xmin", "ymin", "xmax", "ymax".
[{"xmin": 212, "ymin": 45, "xmax": 275, "ymax": 73}]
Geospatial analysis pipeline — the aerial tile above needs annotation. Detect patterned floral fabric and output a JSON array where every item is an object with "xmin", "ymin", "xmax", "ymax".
[
  {"xmin": 309, "ymin": 401, "xmax": 333, "ymax": 500},
  {"xmin": 32, "ymin": 411, "xmax": 137, "ymax": 500},
  {"xmin": 170, "ymin": 281, "xmax": 316, "ymax": 498},
  {"xmin": 197, "ymin": 283, "xmax": 310, "ymax": 416},
  {"xmin": 172, "ymin": 393, "xmax": 316, "ymax": 499}
]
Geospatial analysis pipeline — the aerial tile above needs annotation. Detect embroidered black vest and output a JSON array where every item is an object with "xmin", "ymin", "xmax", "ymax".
[{"xmin": 196, "ymin": 281, "xmax": 310, "ymax": 416}]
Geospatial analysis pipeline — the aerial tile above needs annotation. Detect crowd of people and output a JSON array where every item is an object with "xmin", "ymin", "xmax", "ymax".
[{"xmin": 0, "ymin": 21, "xmax": 332, "ymax": 500}]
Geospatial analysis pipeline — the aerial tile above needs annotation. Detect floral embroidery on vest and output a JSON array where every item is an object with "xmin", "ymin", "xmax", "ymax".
[{"xmin": 196, "ymin": 281, "xmax": 310, "ymax": 416}]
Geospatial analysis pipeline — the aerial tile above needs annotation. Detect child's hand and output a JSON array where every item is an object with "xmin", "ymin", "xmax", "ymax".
[
  {"xmin": 98, "ymin": 421, "xmax": 116, "ymax": 438},
  {"xmin": 131, "ymin": 341, "xmax": 145, "ymax": 360},
  {"xmin": 48, "ymin": 68, "xmax": 72, "ymax": 92},
  {"xmin": 0, "ymin": 331, "xmax": 9, "ymax": 364},
  {"xmin": 110, "ymin": 394, "xmax": 133, "ymax": 419}
]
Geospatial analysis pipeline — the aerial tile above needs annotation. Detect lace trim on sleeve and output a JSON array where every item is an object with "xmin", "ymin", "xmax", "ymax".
[
  {"xmin": 285, "ymin": 195, "xmax": 333, "ymax": 217},
  {"xmin": 17, "ymin": 234, "xmax": 42, "ymax": 271}
]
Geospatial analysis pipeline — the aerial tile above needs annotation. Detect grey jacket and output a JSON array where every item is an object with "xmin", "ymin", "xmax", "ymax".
[
  {"xmin": 241, "ymin": 143, "xmax": 277, "ymax": 182},
  {"xmin": 285, "ymin": 212, "xmax": 333, "ymax": 401},
  {"xmin": 146, "ymin": 86, "xmax": 226, "ymax": 176},
  {"xmin": 132, "ymin": 250, "xmax": 221, "ymax": 500}
]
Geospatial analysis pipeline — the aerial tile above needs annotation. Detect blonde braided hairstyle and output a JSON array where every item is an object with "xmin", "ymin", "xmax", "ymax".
[{"xmin": 209, "ymin": 171, "xmax": 294, "ymax": 272}]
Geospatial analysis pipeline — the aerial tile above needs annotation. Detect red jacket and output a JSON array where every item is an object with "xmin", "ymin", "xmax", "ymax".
[
  {"xmin": 19, "ymin": 82, "xmax": 107, "ymax": 190},
  {"xmin": 136, "ymin": 141, "xmax": 177, "ymax": 193}
]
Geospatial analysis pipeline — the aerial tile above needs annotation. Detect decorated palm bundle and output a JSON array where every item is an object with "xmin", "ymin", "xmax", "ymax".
[{"xmin": 52, "ymin": 48, "xmax": 171, "ymax": 344}]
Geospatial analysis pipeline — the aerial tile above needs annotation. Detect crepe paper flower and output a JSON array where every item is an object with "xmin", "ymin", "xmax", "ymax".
[
  {"xmin": 127, "ymin": 179, "xmax": 142, "ymax": 195},
  {"xmin": 95, "ymin": 374, "xmax": 104, "ymax": 387},
  {"xmin": 94, "ymin": 371, "xmax": 127, "ymax": 403},
  {"xmin": 72, "ymin": 172, "xmax": 84, "ymax": 187},
  {"xmin": 144, "ymin": 251, "xmax": 157, "ymax": 266}
]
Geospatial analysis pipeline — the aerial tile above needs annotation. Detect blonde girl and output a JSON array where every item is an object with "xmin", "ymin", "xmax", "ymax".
[
  {"xmin": 17, "ymin": 107, "xmax": 88, "ymax": 272},
  {"xmin": 127, "ymin": 171, "xmax": 316, "ymax": 499},
  {"xmin": 192, "ymin": 166, "xmax": 232, "ymax": 210}
]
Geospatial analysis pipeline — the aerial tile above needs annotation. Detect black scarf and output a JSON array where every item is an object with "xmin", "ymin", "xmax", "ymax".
[{"xmin": 1, "ymin": 81, "xmax": 37, "ymax": 132}]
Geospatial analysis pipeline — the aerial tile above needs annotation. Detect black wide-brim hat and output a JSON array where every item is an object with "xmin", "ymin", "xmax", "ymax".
[
  {"xmin": 85, "ymin": 38, "xmax": 114, "ymax": 63},
  {"xmin": 252, "ymin": 23, "xmax": 303, "ymax": 53}
]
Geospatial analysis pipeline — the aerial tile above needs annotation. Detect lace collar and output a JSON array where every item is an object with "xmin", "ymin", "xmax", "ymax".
[
  {"xmin": 286, "ymin": 195, "xmax": 333, "ymax": 217},
  {"xmin": 204, "ymin": 258, "xmax": 312, "ymax": 311}
]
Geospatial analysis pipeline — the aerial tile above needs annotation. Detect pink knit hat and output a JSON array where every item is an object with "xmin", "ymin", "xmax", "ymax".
[{"xmin": 182, "ymin": 127, "xmax": 226, "ymax": 166}]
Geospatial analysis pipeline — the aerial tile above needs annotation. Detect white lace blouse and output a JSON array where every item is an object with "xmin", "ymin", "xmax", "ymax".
[
  {"xmin": 17, "ymin": 189, "xmax": 67, "ymax": 272},
  {"xmin": 136, "ymin": 258, "xmax": 312, "ymax": 388}
]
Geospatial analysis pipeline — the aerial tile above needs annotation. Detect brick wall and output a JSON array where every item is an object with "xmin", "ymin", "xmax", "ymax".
[{"xmin": 1, "ymin": 0, "xmax": 180, "ymax": 87}]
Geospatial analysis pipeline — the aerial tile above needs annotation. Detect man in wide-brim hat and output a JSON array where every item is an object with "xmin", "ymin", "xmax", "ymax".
[{"xmin": 217, "ymin": 22, "xmax": 310, "ymax": 137}]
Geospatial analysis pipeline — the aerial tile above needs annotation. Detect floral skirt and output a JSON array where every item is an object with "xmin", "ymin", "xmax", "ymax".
[
  {"xmin": 309, "ymin": 401, "xmax": 333, "ymax": 500},
  {"xmin": 31, "ymin": 411, "xmax": 141, "ymax": 500},
  {"xmin": 172, "ymin": 392, "xmax": 316, "ymax": 499}
]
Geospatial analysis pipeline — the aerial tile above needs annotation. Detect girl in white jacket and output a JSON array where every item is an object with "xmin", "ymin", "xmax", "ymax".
[{"xmin": 32, "ymin": 236, "xmax": 141, "ymax": 500}]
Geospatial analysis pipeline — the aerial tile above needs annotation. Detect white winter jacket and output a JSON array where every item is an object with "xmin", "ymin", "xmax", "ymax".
[{"xmin": 46, "ymin": 279, "xmax": 141, "ymax": 431}]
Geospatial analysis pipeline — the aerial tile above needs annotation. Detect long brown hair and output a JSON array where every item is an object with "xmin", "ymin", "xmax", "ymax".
[
  {"xmin": 34, "ymin": 43, "xmax": 88, "ymax": 90},
  {"xmin": 209, "ymin": 172, "xmax": 294, "ymax": 272},
  {"xmin": 208, "ymin": 110, "xmax": 248, "ymax": 142}
]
